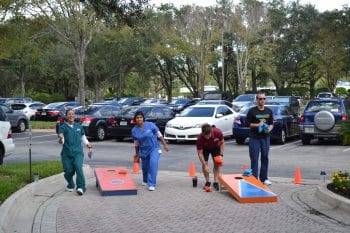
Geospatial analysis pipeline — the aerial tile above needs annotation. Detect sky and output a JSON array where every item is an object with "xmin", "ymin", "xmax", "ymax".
[{"xmin": 150, "ymin": 0, "xmax": 349, "ymax": 12}]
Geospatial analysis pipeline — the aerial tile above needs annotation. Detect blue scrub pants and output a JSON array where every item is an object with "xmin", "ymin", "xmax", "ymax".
[
  {"xmin": 141, "ymin": 149, "xmax": 160, "ymax": 187},
  {"xmin": 249, "ymin": 137, "xmax": 270, "ymax": 182}
]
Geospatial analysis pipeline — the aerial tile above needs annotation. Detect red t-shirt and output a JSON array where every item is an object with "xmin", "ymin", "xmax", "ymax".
[{"xmin": 196, "ymin": 128, "xmax": 224, "ymax": 150}]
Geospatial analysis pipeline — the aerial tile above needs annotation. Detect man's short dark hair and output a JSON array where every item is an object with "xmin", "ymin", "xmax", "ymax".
[{"xmin": 201, "ymin": 123, "xmax": 212, "ymax": 135}]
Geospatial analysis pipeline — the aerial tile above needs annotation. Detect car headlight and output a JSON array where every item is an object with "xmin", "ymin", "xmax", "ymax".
[
  {"xmin": 166, "ymin": 122, "xmax": 173, "ymax": 128},
  {"xmin": 193, "ymin": 124, "xmax": 202, "ymax": 128}
]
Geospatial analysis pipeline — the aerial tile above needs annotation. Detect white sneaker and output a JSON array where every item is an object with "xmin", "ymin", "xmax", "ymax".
[
  {"xmin": 148, "ymin": 186, "xmax": 155, "ymax": 191},
  {"xmin": 77, "ymin": 188, "xmax": 84, "ymax": 195},
  {"xmin": 263, "ymin": 180, "xmax": 272, "ymax": 186},
  {"xmin": 141, "ymin": 182, "xmax": 147, "ymax": 186},
  {"xmin": 66, "ymin": 187, "xmax": 74, "ymax": 192}
]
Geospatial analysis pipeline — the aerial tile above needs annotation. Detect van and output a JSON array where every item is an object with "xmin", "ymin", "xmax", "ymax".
[
  {"xmin": 273, "ymin": 96, "xmax": 300, "ymax": 115},
  {"xmin": 202, "ymin": 91, "xmax": 233, "ymax": 102}
]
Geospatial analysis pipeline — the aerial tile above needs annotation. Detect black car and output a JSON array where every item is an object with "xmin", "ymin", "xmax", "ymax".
[
  {"xmin": 56, "ymin": 104, "xmax": 122, "ymax": 141},
  {"xmin": 35, "ymin": 101, "xmax": 81, "ymax": 121},
  {"xmin": 233, "ymin": 104, "xmax": 300, "ymax": 144},
  {"xmin": 168, "ymin": 98, "xmax": 198, "ymax": 113},
  {"xmin": 107, "ymin": 105, "xmax": 175, "ymax": 141}
]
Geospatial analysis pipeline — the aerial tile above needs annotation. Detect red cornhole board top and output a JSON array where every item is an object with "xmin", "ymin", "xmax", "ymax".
[
  {"xmin": 218, "ymin": 174, "xmax": 278, "ymax": 203},
  {"xmin": 95, "ymin": 167, "xmax": 137, "ymax": 196}
]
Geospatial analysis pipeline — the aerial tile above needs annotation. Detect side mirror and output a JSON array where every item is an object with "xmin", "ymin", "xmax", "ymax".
[{"xmin": 216, "ymin": 113, "xmax": 223, "ymax": 118}]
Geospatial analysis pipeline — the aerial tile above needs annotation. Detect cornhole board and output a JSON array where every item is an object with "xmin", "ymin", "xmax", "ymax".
[
  {"xmin": 218, "ymin": 174, "xmax": 278, "ymax": 203},
  {"xmin": 95, "ymin": 167, "xmax": 137, "ymax": 196}
]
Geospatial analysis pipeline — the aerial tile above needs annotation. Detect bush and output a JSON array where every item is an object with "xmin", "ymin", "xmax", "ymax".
[
  {"xmin": 331, "ymin": 170, "xmax": 350, "ymax": 196},
  {"xmin": 28, "ymin": 93, "xmax": 66, "ymax": 104},
  {"xmin": 337, "ymin": 121, "xmax": 350, "ymax": 145}
]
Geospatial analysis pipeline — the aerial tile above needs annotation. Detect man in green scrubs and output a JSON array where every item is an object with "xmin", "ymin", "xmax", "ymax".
[{"xmin": 58, "ymin": 109, "xmax": 92, "ymax": 195}]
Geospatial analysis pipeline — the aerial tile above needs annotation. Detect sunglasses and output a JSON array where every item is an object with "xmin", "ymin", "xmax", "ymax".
[{"xmin": 258, "ymin": 97, "xmax": 266, "ymax": 100}]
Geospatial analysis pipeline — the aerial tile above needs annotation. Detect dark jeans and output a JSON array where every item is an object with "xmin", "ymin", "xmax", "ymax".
[{"xmin": 249, "ymin": 137, "xmax": 270, "ymax": 182}]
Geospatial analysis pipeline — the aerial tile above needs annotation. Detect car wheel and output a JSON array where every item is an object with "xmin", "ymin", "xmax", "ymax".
[
  {"xmin": 301, "ymin": 135, "xmax": 311, "ymax": 145},
  {"xmin": 236, "ymin": 137, "xmax": 245, "ymax": 145},
  {"xmin": 0, "ymin": 146, "xmax": 4, "ymax": 165},
  {"xmin": 17, "ymin": 120, "xmax": 26, "ymax": 132},
  {"xmin": 278, "ymin": 129, "xmax": 286, "ymax": 144},
  {"xmin": 314, "ymin": 110, "xmax": 335, "ymax": 131},
  {"xmin": 95, "ymin": 126, "xmax": 106, "ymax": 141}
]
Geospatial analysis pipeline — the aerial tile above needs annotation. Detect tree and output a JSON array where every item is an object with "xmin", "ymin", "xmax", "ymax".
[{"xmin": 27, "ymin": 0, "xmax": 100, "ymax": 105}]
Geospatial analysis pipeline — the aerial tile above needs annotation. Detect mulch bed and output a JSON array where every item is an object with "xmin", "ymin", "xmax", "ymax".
[{"xmin": 327, "ymin": 183, "xmax": 350, "ymax": 200}]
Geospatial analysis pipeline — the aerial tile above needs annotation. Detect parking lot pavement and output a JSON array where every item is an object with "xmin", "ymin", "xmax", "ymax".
[{"xmin": 1, "ymin": 165, "xmax": 350, "ymax": 233}]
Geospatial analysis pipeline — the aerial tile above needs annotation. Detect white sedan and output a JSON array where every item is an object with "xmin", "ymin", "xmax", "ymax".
[{"xmin": 164, "ymin": 104, "xmax": 235, "ymax": 141}]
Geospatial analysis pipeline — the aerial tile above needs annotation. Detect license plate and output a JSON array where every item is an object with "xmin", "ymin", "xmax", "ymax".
[
  {"xmin": 120, "ymin": 121, "xmax": 127, "ymax": 126},
  {"xmin": 41, "ymin": 112, "xmax": 46, "ymax": 116},
  {"xmin": 304, "ymin": 127, "xmax": 314, "ymax": 133}
]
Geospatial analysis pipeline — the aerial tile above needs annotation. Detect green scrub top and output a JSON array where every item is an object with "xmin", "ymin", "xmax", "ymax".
[{"xmin": 59, "ymin": 122, "xmax": 85, "ymax": 157}]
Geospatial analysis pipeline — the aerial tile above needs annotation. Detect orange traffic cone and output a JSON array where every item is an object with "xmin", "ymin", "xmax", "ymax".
[
  {"xmin": 293, "ymin": 167, "xmax": 303, "ymax": 184},
  {"xmin": 132, "ymin": 162, "xmax": 140, "ymax": 174},
  {"xmin": 242, "ymin": 164, "xmax": 249, "ymax": 173},
  {"xmin": 189, "ymin": 160, "xmax": 196, "ymax": 177}
]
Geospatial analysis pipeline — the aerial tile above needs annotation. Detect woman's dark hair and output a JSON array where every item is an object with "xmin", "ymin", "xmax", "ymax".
[
  {"xmin": 134, "ymin": 110, "xmax": 145, "ymax": 122},
  {"xmin": 66, "ymin": 109, "xmax": 74, "ymax": 115}
]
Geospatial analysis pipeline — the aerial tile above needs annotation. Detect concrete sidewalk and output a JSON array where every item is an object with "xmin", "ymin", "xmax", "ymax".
[{"xmin": 1, "ymin": 165, "xmax": 350, "ymax": 233}]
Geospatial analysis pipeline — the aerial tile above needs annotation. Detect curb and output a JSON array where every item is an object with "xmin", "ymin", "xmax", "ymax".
[
  {"xmin": 316, "ymin": 183, "xmax": 350, "ymax": 214},
  {"xmin": 0, "ymin": 165, "xmax": 93, "ymax": 233}
]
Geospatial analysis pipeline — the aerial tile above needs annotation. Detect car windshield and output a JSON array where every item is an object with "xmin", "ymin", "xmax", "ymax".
[
  {"xmin": 120, "ymin": 107, "xmax": 151, "ymax": 117},
  {"xmin": 75, "ymin": 106, "xmax": 101, "ymax": 115},
  {"xmin": 143, "ymin": 99, "xmax": 159, "ymax": 104},
  {"xmin": 45, "ymin": 102, "xmax": 65, "ymax": 108},
  {"xmin": 179, "ymin": 107, "xmax": 215, "ymax": 117},
  {"xmin": 170, "ymin": 99, "xmax": 188, "ymax": 104},
  {"xmin": 118, "ymin": 98, "xmax": 131, "ymax": 104},
  {"xmin": 235, "ymin": 95, "xmax": 255, "ymax": 101},
  {"xmin": 203, "ymin": 93, "xmax": 222, "ymax": 100},
  {"xmin": 305, "ymin": 101, "xmax": 340, "ymax": 113},
  {"xmin": 273, "ymin": 97, "xmax": 289, "ymax": 103}
]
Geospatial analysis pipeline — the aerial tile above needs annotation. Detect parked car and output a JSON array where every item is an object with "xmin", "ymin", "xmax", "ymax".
[
  {"xmin": 117, "ymin": 97, "xmax": 145, "ymax": 108},
  {"xmin": 57, "ymin": 104, "xmax": 122, "ymax": 141},
  {"xmin": 0, "ymin": 104, "xmax": 29, "ymax": 132},
  {"xmin": 232, "ymin": 104, "xmax": 300, "ymax": 145},
  {"xmin": 232, "ymin": 94, "xmax": 256, "ymax": 112},
  {"xmin": 11, "ymin": 102, "xmax": 46, "ymax": 120},
  {"xmin": 168, "ymin": 98, "xmax": 198, "ymax": 113},
  {"xmin": 35, "ymin": 101, "xmax": 81, "ymax": 121},
  {"xmin": 299, "ymin": 98, "xmax": 347, "ymax": 145},
  {"xmin": 0, "ymin": 97, "xmax": 32, "ymax": 106},
  {"xmin": 0, "ymin": 119, "xmax": 15, "ymax": 165},
  {"xmin": 107, "ymin": 105, "xmax": 175, "ymax": 141},
  {"xmin": 140, "ymin": 99, "xmax": 168, "ymax": 105},
  {"xmin": 273, "ymin": 96, "xmax": 300, "ymax": 115},
  {"xmin": 196, "ymin": 100, "xmax": 234, "ymax": 108},
  {"xmin": 164, "ymin": 104, "xmax": 235, "ymax": 142},
  {"xmin": 316, "ymin": 92, "xmax": 337, "ymax": 99},
  {"xmin": 202, "ymin": 91, "xmax": 234, "ymax": 102}
]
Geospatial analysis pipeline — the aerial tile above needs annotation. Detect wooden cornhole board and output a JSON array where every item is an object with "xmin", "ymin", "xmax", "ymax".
[
  {"xmin": 95, "ymin": 167, "xmax": 137, "ymax": 196},
  {"xmin": 218, "ymin": 174, "xmax": 278, "ymax": 203}
]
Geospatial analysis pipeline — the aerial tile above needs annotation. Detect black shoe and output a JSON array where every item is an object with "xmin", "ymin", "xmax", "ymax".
[
  {"xmin": 213, "ymin": 182, "xmax": 219, "ymax": 191},
  {"xmin": 203, "ymin": 181, "xmax": 211, "ymax": 190}
]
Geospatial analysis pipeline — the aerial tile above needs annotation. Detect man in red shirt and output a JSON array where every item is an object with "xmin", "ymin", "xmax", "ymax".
[{"xmin": 196, "ymin": 123, "xmax": 224, "ymax": 191}]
